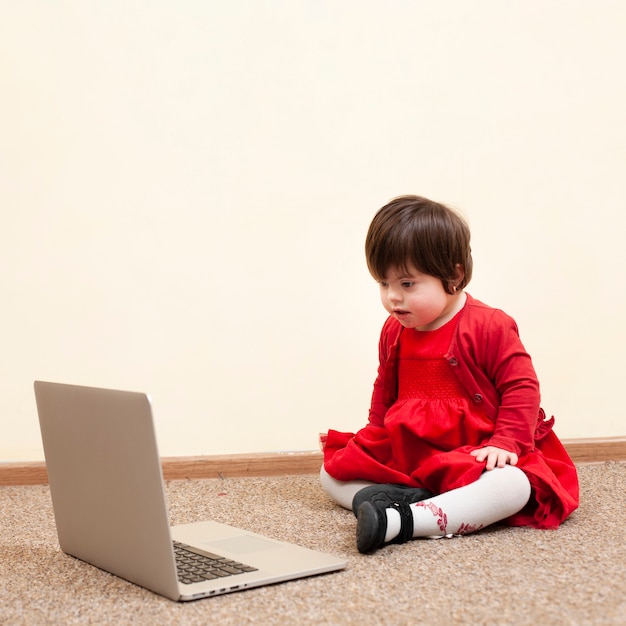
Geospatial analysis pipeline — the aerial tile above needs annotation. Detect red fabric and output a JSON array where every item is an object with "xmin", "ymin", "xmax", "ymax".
[{"xmin": 323, "ymin": 294, "xmax": 579, "ymax": 529}]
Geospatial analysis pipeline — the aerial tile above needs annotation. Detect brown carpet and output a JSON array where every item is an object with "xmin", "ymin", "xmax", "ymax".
[{"xmin": 1, "ymin": 462, "xmax": 624, "ymax": 625}]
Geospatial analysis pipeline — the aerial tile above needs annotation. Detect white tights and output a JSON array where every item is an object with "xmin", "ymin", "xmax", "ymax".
[{"xmin": 320, "ymin": 465, "xmax": 531, "ymax": 540}]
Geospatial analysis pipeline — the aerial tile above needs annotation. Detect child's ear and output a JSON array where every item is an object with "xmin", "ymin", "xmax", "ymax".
[{"xmin": 454, "ymin": 263, "xmax": 465, "ymax": 285}]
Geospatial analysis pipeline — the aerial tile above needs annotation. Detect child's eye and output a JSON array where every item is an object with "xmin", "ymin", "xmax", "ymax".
[
  {"xmin": 401, "ymin": 281, "xmax": 414, "ymax": 288},
  {"xmin": 379, "ymin": 281, "xmax": 389, "ymax": 287}
]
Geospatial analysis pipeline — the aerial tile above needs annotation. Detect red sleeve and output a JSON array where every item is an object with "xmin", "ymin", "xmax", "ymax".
[
  {"xmin": 481, "ymin": 310, "xmax": 540, "ymax": 456},
  {"xmin": 367, "ymin": 318, "xmax": 400, "ymax": 427}
]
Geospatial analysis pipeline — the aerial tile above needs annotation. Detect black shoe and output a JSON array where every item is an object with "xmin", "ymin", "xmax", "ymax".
[
  {"xmin": 352, "ymin": 484, "xmax": 433, "ymax": 516},
  {"xmin": 356, "ymin": 499, "xmax": 414, "ymax": 554}
]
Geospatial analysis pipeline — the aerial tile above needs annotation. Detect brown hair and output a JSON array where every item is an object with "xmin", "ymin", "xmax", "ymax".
[{"xmin": 365, "ymin": 195, "xmax": 473, "ymax": 294}]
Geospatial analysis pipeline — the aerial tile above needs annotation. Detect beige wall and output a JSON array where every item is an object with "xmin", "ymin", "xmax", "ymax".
[{"xmin": 2, "ymin": 1, "xmax": 624, "ymax": 461}]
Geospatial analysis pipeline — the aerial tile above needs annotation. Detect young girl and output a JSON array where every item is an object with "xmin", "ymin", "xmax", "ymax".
[{"xmin": 320, "ymin": 195, "xmax": 579, "ymax": 553}]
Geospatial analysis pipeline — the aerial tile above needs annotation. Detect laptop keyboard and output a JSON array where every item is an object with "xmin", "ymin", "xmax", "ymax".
[{"xmin": 173, "ymin": 541, "xmax": 258, "ymax": 585}]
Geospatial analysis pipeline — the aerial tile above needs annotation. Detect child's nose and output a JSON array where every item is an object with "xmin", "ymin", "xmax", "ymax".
[{"xmin": 388, "ymin": 287, "xmax": 402, "ymax": 304}]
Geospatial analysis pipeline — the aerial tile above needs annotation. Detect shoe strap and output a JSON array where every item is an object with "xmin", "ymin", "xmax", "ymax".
[{"xmin": 390, "ymin": 501, "xmax": 414, "ymax": 544}]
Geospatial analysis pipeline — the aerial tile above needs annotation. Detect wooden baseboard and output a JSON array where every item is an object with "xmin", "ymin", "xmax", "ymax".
[
  {"xmin": 1, "ymin": 438, "xmax": 625, "ymax": 487},
  {"xmin": 558, "ymin": 437, "xmax": 626, "ymax": 463}
]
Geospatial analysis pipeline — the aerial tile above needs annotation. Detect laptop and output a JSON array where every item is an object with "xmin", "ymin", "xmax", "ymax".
[{"xmin": 34, "ymin": 381, "xmax": 347, "ymax": 601}]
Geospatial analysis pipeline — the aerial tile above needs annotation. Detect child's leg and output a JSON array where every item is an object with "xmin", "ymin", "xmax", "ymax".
[
  {"xmin": 410, "ymin": 464, "xmax": 531, "ymax": 537},
  {"xmin": 320, "ymin": 466, "xmax": 376, "ymax": 510},
  {"xmin": 321, "ymin": 466, "xmax": 435, "ymax": 513},
  {"xmin": 358, "ymin": 465, "xmax": 531, "ymax": 552}
]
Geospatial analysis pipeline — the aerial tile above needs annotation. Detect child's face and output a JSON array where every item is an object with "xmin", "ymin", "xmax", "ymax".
[{"xmin": 377, "ymin": 265, "xmax": 459, "ymax": 331}]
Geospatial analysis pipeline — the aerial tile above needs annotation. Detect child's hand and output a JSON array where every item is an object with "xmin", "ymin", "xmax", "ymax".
[{"xmin": 470, "ymin": 446, "xmax": 519, "ymax": 470}]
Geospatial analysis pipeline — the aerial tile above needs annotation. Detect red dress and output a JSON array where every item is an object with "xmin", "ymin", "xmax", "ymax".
[{"xmin": 323, "ymin": 309, "xmax": 579, "ymax": 529}]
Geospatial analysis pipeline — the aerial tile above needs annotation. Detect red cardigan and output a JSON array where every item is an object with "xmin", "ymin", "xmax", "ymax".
[{"xmin": 368, "ymin": 293, "xmax": 555, "ymax": 457}]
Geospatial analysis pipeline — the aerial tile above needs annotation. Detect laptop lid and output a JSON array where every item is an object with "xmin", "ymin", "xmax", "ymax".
[
  {"xmin": 35, "ymin": 381, "xmax": 182, "ymax": 599},
  {"xmin": 34, "ymin": 381, "xmax": 347, "ymax": 601}
]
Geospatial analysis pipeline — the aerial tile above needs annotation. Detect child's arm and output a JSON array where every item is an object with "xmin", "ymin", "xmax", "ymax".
[
  {"xmin": 367, "ymin": 317, "xmax": 401, "ymax": 427},
  {"xmin": 476, "ymin": 309, "xmax": 541, "ymax": 458}
]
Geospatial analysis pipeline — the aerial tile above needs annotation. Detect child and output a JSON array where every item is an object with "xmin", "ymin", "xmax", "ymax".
[{"xmin": 320, "ymin": 195, "xmax": 579, "ymax": 553}]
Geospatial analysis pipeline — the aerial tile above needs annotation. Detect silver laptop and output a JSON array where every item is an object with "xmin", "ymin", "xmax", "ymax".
[{"xmin": 34, "ymin": 381, "xmax": 347, "ymax": 601}]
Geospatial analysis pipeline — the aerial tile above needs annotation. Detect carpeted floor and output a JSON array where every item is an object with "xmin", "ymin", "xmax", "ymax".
[{"xmin": 1, "ymin": 462, "xmax": 624, "ymax": 625}]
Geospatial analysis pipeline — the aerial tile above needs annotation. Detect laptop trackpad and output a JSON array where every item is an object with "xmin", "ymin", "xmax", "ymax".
[{"xmin": 204, "ymin": 535, "xmax": 279, "ymax": 554}]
